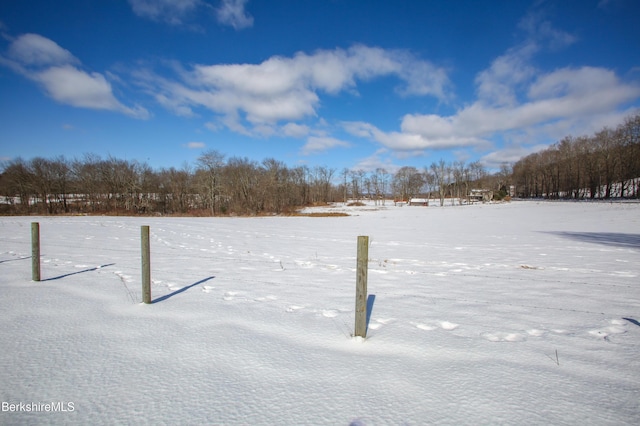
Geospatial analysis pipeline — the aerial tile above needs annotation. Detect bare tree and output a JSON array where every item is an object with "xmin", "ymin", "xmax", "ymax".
[
  {"xmin": 393, "ymin": 166, "xmax": 424, "ymax": 202},
  {"xmin": 340, "ymin": 168, "xmax": 349, "ymax": 203},
  {"xmin": 50, "ymin": 156, "xmax": 71, "ymax": 213},
  {"xmin": 430, "ymin": 159, "xmax": 447, "ymax": 206},
  {"xmin": 0, "ymin": 158, "xmax": 34, "ymax": 213},
  {"xmin": 196, "ymin": 150, "xmax": 226, "ymax": 215}
]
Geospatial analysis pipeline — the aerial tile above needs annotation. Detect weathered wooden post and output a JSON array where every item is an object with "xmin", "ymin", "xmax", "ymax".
[
  {"xmin": 141, "ymin": 225, "xmax": 151, "ymax": 304},
  {"xmin": 31, "ymin": 222, "xmax": 41, "ymax": 281},
  {"xmin": 355, "ymin": 235, "xmax": 369, "ymax": 338}
]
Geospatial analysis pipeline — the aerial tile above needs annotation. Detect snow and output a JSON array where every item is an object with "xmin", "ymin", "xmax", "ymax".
[{"xmin": 1, "ymin": 201, "xmax": 639, "ymax": 425}]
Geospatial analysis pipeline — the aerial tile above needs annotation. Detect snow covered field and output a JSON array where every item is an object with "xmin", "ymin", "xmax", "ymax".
[{"xmin": 1, "ymin": 201, "xmax": 639, "ymax": 425}]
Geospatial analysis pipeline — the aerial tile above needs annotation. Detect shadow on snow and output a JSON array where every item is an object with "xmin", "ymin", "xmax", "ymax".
[
  {"xmin": 366, "ymin": 294, "xmax": 376, "ymax": 335},
  {"xmin": 542, "ymin": 231, "xmax": 640, "ymax": 250},
  {"xmin": 152, "ymin": 276, "xmax": 215, "ymax": 304},
  {"xmin": 623, "ymin": 317, "xmax": 640, "ymax": 327},
  {"xmin": 0, "ymin": 256, "xmax": 31, "ymax": 265},
  {"xmin": 41, "ymin": 263, "xmax": 116, "ymax": 281}
]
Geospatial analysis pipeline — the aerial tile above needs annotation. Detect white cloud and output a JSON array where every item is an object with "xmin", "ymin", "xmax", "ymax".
[
  {"xmin": 475, "ymin": 42, "xmax": 537, "ymax": 107},
  {"xmin": 351, "ymin": 149, "xmax": 400, "ymax": 174},
  {"xmin": 8, "ymin": 33, "xmax": 78, "ymax": 66},
  {"xmin": 480, "ymin": 143, "xmax": 549, "ymax": 171},
  {"xmin": 301, "ymin": 136, "xmax": 350, "ymax": 155},
  {"xmin": 344, "ymin": 16, "xmax": 640, "ymax": 166},
  {"xmin": 185, "ymin": 141, "xmax": 206, "ymax": 149},
  {"xmin": 1, "ymin": 33, "xmax": 149, "ymax": 119},
  {"xmin": 216, "ymin": 0, "xmax": 253, "ymax": 29},
  {"xmin": 139, "ymin": 45, "xmax": 450, "ymax": 136},
  {"xmin": 349, "ymin": 65, "xmax": 639, "ymax": 154},
  {"xmin": 282, "ymin": 122, "xmax": 310, "ymax": 138},
  {"xmin": 35, "ymin": 66, "xmax": 130, "ymax": 113},
  {"xmin": 128, "ymin": 0, "xmax": 203, "ymax": 25}
]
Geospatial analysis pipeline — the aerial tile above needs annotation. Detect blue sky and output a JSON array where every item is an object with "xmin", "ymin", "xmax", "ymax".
[{"xmin": 1, "ymin": 0, "xmax": 639, "ymax": 173}]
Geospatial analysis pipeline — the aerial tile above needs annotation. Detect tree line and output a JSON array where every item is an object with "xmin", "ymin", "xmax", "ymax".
[
  {"xmin": 0, "ymin": 149, "xmax": 498, "ymax": 215},
  {"xmin": 2, "ymin": 113, "xmax": 637, "ymax": 215},
  {"xmin": 0, "ymin": 153, "xmax": 338, "ymax": 215},
  {"xmin": 512, "ymin": 114, "xmax": 640, "ymax": 199}
]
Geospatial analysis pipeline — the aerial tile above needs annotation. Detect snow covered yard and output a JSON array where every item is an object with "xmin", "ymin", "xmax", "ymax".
[{"xmin": 1, "ymin": 201, "xmax": 639, "ymax": 425}]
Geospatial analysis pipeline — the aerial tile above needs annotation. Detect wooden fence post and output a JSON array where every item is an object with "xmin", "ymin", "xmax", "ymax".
[
  {"xmin": 355, "ymin": 235, "xmax": 369, "ymax": 338},
  {"xmin": 141, "ymin": 226, "xmax": 151, "ymax": 304},
  {"xmin": 31, "ymin": 222, "xmax": 41, "ymax": 282}
]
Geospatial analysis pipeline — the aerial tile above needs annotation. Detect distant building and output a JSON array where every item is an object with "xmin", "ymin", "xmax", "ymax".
[
  {"xmin": 468, "ymin": 189, "xmax": 493, "ymax": 203},
  {"xmin": 408, "ymin": 198, "xmax": 429, "ymax": 206}
]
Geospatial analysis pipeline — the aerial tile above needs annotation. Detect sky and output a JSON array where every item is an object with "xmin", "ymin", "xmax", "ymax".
[{"xmin": 1, "ymin": 0, "xmax": 639, "ymax": 173}]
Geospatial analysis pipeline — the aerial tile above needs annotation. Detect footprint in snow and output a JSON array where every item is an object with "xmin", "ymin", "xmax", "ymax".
[
  {"xmin": 223, "ymin": 291, "xmax": 239, "ymax": 301},
  {"xmin": 588, "ymin": 319, "xmax": 627, "ymax": 341},
  {"xmin": 415, "ymin": 323, "xmax": 437, "ymax": 331},
  {"xmin": 321, "ymin": 309, "xmax": 339, "ymax": 318},
  {"xmin": 414, "ymin": 321, "xmax": 459, "ymax": 331},
  {"xmin": 286, "ymin": 305, "xmax": 304, "ymax": 313},
  {"xmin": 373, "ymin": 318, "xmax": 396, "ymax": 329},
  {"xmin": 202, "ymin": 285, "xmax": 215, "ymax": 293},
  {"xmin": 440, "ymin": 321, "xmax": 459, "ymax": 330},
  {"xmin": 481, "ymin": 331, "xmax": 527, "ymax": 342},
  {"xmin": 367, "ymin": 318, "xmax": 396, "ymax": 330},
  {"xmin": 527, "ymin": 329, "xmax": 548, "ymax": 337}
]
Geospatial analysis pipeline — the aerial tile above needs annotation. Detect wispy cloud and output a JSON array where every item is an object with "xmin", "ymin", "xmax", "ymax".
[
  {"xmin": 135, "ymin": 44, "xmax": 451, "ymax": 138},
  {"xmin": 1, "ymin": 33, "xmax": 149, "ymax": 119},
  {"xmin": 185, "ymin": 141, "xmax": 206, "ymax": 149},
  {"xmin": 281, "ymin": 122, "xmax": 310, "ymax": 138},
  {"xmin": 128, "ymin": 0, "xmax": 253, "ymax": 30},
  {"xmin": 216, "ymin": 0, "xmax": 253, "ymax": 29},
  {"xmin": 128, "ymin": 0, "xmax": 204, "ymax": 26},
  {"xmin": 351, "ymin": 149, "xmax": 399, "ymax": 173},
  {"xmin": 301, "ymin": 136, "xmax": 350, "ymax": 155}
]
